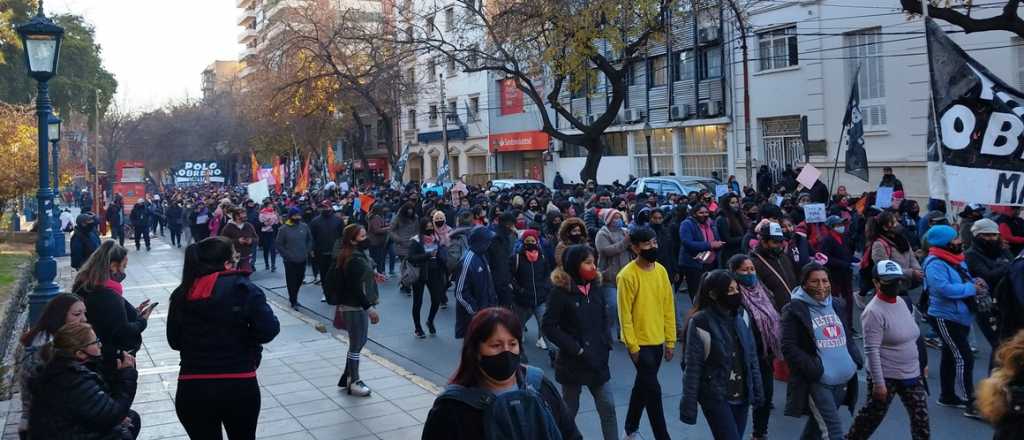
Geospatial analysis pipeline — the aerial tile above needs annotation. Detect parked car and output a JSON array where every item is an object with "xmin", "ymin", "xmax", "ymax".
[
  {"xmin": 629, "ymin": 176, "xmax": 717, "ymax": 197},
  {"xmin": 490, "ymin": 179, "xmax": 548, "ymax": 191}
]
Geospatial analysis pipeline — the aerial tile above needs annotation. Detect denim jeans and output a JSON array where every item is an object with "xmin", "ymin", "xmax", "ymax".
[
  {"xmin": 802, "ymin": 383, "xmax": 846, "ymax": 440},
  {"xmin": 700, "ymin": 399, "xmax": 749, "ymax": 440},
  {"xmin": 562, "ymin": 382, "xmax": 618, "ymax": 440}
]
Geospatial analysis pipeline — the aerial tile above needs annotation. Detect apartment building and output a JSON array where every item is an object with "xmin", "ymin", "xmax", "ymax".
[{"xmin": 201, "ymin": 60, "xmax": 242, "ymax": 100}]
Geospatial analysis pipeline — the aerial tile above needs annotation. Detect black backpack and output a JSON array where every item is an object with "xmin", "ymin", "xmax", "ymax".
[{"xmin": 437, "ymin": 366, "xmax": 563, "ymax": 440}]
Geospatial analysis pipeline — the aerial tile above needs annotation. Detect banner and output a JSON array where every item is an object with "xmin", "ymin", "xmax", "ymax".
[
  {"xmin": 436, "ymin": 153, "xmax": 450, "ymax": 185},
  {"xmin": 842, "ymin": 68, "xmax": 869, "ymax": 182},
  {"xmin": 173, "ymin": 161, "xmax": 225, "ymax": 185},
  {"xmin": 326, "ymin": 144, "xmax": 336, "ymax": 175},
  {"xmin": 392, "ymin": 143, "xmax": 410, "ymax": 188},
  {"xmin": 500, "ymin": 79, "xmax": 524, "ymax": 115},
  {"xmin": 272, "ymin": 159, "xmax": 283, "ymax": 194},
  {"xmin": 115, "ymin": 160, "xmax": 145, "ymax": 183},
  {"xmin": 926, "ymin": 18, "xmax": 1024, "ymax": 205}
]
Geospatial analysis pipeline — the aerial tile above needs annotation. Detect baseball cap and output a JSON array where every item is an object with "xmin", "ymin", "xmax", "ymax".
[
  {"xmin": 759, "ymin": 222, "xmax": 785, "ymax": 241},
  {"xmin": 875, "ymin": 260, "xmax": 904, "ymax": 282}
]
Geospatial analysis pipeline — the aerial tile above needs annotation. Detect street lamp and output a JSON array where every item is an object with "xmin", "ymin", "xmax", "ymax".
[
  {"xmin": 48, "ymin": 114, "xmax": 65, "ymax": 257},
  {"xmin": 17, "ymin": 2, "xmax": 65, "ymax": 323},
  {"xmin": 643, "ymin": 121, "xmax": 654, "ymax": 177}
]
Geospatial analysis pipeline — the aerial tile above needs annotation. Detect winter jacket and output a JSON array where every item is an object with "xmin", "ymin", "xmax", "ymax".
[
  {"xmin": 487, "ymin": 224, "xmax": 517, "ymax": 306},
  {"xmin": 421, "ymin": 367, "xmax": 582, "ymax": 440},
  {"xmin": 715, "ymin": 214, "xmax": 745, "ymax": 267},
  {"xmin": 69, "ymin": 226, "xmax": 100, "ymax": 270},
  {"xmin": 28, "ymin": 359, "xmax": 137, "ymax": 440},
  {"xmin": 870, "ymin": 236, "xmax": 921, "ymax": 285},
  {"xmin": 818, "ymin": 232, "xmax": 853, "ymax": 296},
  {"xmin": 595, "ymin": 225, "xmax": 630, "ymax": 284},
  {"xmin": 787, "ymin": 232, "xmax": 813, "ymax": 271},
  {"xmin": 165, "ymin": 205, "xmax": 184, "ymax": 227},
  {"xmin": 274, "ymin": 222, "xmax": 313, "ymax": 264},
  {"xmin": 678, "ymin": 218, "xmax": 719, "ymax": 270},
  {"xmin": 336, "ymin": 250, "xmax": 379, "ymax": 309},
  {"xmin": 389, "ymin": 215, "xmax": 419, "ymax": 257},
  {"xmin": 453, "ymin": 227, "xmax": 498, "ymax": 338},
  {"xmin": 542, "ymin": 268, "xmax": 611, "ymax": 386},
  {"xmin": 680, "ymin": 306, "xmax": 764, "ymax": 425},
  {"xmin": 750, "ymin": 246, "xmax": 798, "ymax": 312},
  {"xmin": 167, "ymin": 271, "xmax": 279, "ymax": 377},
  {"xmin": 129, "ymin": 204, "xmax": 148, "ymax": 227},
  {"xmin": 367, "ymin": 214, "xmax": 389, "ymax": 247},
  {"xmin": 651, "ymin": 222, "xmax": 678, "ymax": 279},
  {"xmin": 309, "ymin": 214, "xmax": 343, "ymax": 256},
  {"xmin": 75, "ymin": 284, "xmax": 147, "ymax": 368},
  {"xmin": 923, "ymin": 255, "xmax": 977, "ymax": 327},
  {"xmin": 220, "ymin": 221, "xmax": 258, "ymax": 259},
  {"xmin": 780, "ymin": 291, "xmax": 862, "ymax": 417},
  {"xmin": 258, "ymin": 208, "xmax": 279, "ymax": 233},
  {"xmin": 511, "ymin": 250, "xmax": 552, "ymax": 308},
  {"xmin": 408, "ymin": 237, "xmax": 448, "ymax": 293},
  {"xmin": 105, "ymin": 203, "xmax": 123, "ymax": 226},
  {"xmin": 965, "ymin": 245, "xmax": 1013, "ymax": 294},
  {"xmin": 554, "ymin": 217, "xmax": 588, "ymax": 268}
]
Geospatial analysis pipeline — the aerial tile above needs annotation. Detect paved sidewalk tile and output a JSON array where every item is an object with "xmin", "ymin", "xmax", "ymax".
[{"xmin": 1, "ymin": 237, "xmax": 436, "ymax": 439}]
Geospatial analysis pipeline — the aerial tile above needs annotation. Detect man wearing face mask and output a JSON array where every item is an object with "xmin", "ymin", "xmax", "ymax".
[
  {"xmin": 965, "ymin": 218, "xmax": 1011, "ymax": 364},
  {"xmin": 310, "ymin": 202, "xmax": 343, "ymax": 298},
  {"xmin": 275, "ymin": 207, "xmax": 314, "ymax": 309},
  {"xmin": 923, "ymin": 225, "xmax": 984, "ymax": 417},
  {"xmin": 751, "ymin": 222, "xmax": 798, "ymax": 312},
  {"xmin": 487, "ymin": 213, "xmax": 517, "ymax": 307},
  {"xmin": 70, "ymin": 214, "xmax": 101, "ymax": 270}
]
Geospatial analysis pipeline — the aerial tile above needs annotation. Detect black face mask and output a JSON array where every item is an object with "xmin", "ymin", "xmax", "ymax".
[
  {"xmin": 111, "ymin": 270, "xmax": 126, "ymax": 283},
  {"xmin": 720, "ymin": 293, "xmax": 742, "ymax": 312},
  {"xmin": 434, "ymin": 220, "xmax": 445, "ymax": 228},
  {"xmin": 878, "ymin": 282, "xmax": 902, "ymax": 297},
  {"xmin": 946, "ymin": 243, "xmax": 964, "ymax": 254},
  {"xmin": 639, "ymin": 247, "xmax": 659, "ymax": 262},
  {"xmin": 357, "ymin": 239, "xmax": 371, "ymax": 250},
  {"xmin": 479, "ymin": 350, "xmax": 520, "ymax": 381},
  {"xmin": 524, "ymin": 243, "xmax": 539, "ymax": 251}
]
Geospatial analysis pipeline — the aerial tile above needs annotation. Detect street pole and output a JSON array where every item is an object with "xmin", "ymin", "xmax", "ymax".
[
  {"xmin": 439, "ymin": 73, "xmax": 449, "ymax": 183},
  {"xmin": 740, "ymin": 27, "xmax": 754, "ymax": 187},
  {"xmin": 29, "ymin": 80, "xmax": 59, "ymax": 322},
  {"xmin": 645, "ymin": 134, "xmax": 653, "ymax": 177}
]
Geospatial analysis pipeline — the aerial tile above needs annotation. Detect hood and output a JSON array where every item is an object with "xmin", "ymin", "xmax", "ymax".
[
  {"xmin": 468, "ymin": 226, "xmax": 495, "ymax": 254},
  {"xmin": 557, "ymin": 217, "xmax": 587, "ymax": 243},
  {"xmin": 791, "ymin": 286, "xmax": 830, "ymax": 308},
  {"xmin": 550, "ymin": 266, "xmax": 601, "ymax": 290}
]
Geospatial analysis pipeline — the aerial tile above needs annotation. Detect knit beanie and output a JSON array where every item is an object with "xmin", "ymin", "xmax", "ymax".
[{"xmin": 926, "ymin": 224, "xmax": 957, "ymax": 247}]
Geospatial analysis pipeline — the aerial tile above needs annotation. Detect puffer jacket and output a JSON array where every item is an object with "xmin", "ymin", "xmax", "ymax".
[
  {"xmin": 29, "ymin": 358, "xmax": 137, "ymax": 440},
  {"xmin": 75, "ymin": 284, "xmax": 146, "ymax": 369},
  {"xmin": 389, "ymin": 215, "xmax": 419, "ymax": 257},
  {"xmin": 923, "ymin": 255, "xmax": 977, "ymax": 327},
  {"xmin": 554, "ymin": 217, "xmax": 588, "ymax": 267},
  {"xmin": 511, "ymin": 250, "xmax": 551, "ymax": 308},
  {"xmin": 680, "ymin": 306, "xmax": 764, "ymax": 424},
  {"xmin": 541, "ymin": 267, "xmax": 611, "ymax": 386}
]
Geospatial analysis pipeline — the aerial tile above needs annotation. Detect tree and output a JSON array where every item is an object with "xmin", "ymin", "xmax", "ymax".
[
  {"xmin": 0, "ymin": 103, "xmax": 40, "ymax": 223},
  {"xmin": 901, "ymin": 0, "xmax": 1024, "ymax": 38},
  {"xmin": 412, "ymin": 0, "xmax": 670, "ymax": 182}
]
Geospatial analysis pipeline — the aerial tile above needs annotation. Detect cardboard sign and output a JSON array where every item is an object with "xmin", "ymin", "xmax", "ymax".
[
  {"xmin": 875, "ymin": 186, "xmax": 894, "ymax": 209},
  {"xmin": 715, "ymin": 184, "xmax": 730, "ymax": 199},
  {"xmin": 796, "ymin": 164, "xmax": 822, "ymax": 189},
  {"xmin": 247, "ymin": 180, "xmax": 270, "ymax": 203},
  {"xmin": 803, "ymin": 203, "xmax": 827, "ymax": 223}
]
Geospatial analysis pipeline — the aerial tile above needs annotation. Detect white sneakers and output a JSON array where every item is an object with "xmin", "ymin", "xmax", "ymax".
[{"xmin": 536, "ymin": 338, "xmax": 548, "ymax": 350}]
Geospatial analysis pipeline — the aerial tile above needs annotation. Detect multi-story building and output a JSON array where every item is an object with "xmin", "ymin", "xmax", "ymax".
[{"xmin": 201, "ymin": 60, "xmax": 242, "ymax": 100}]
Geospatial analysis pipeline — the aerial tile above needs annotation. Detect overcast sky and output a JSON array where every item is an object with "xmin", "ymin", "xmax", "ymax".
[{"xmin": 50, "ymin": 0, "xmax": 242, "ymax": 111}]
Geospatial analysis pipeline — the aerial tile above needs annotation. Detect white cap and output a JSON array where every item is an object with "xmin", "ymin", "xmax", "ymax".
[{"xmin": 875, "ymin": 260, "xmax": 904, "ymax": 281}]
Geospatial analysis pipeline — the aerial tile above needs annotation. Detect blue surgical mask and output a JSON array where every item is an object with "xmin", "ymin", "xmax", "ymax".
[
  {"xmin": 737, "ymin": 273, "xmax": 757, "ymax": 287},
  {"xmin": 834, "ymin": 226, "xmax": 846, "ymax": 234},
  {"xmin": 611, "ymin": 219, "xmax": 624, "ymax": 228}
]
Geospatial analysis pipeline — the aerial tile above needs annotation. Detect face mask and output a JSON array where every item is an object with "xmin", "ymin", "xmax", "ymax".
[
  {"xmin": 736, "ymin": 273, "xmax": 757, "ymax": 287},
  {"xmin": 405, "ymin": 209, "xmax": 414, "ymax": 217},
  {"xmin": 515, "ymin": 220, "xmax": 527, "ymax": 230},
  {"xmin": 834, "ymin": 226, "xmax": 846, "ymax": 234},
  {"xmin": 524, "ymin": 243, "xmax": 539, "ymax": 251},
  {"xmin": 639, "ymin": 247, "xmax": 659, "ymax": 262},
  {"xmin": 579, "ymin": 266, "xmax": 599, "ymax": 282},
  {"xmin": 357, "ymin": 239, "xmax": 371, "ymax": 250},
  {"xmin": 111, "ymin": 270, "xmax": 126, "ymax": 283},
  {"xmin": 610, "ymin": 219, "xmax": 624, "ymax": 228},
  {"xmin": 434, "ymin": 220, "xmax": 445, "ymax": 228},
  {"xmin": 720, "ymin": 293, "xmax": 743, "ymax": 311},
  {"xmin": 878, "ymin": 282, "xmax": 902, "ymax": 297},
  {"xmin": 946, "ymin": 243, "xmax": 964, "ymax": 254},
  {"xmin": 479, "ymin": 350, "xmax": 520, "ymax": 381},
  {"xmin": 569, "ymin": 233, "xmax": 583, "ymax": 242},
  {"xmin": 979, "ymin": 238, "xmax": 1001, "ymax": 253},
  {"xmin": 768, "ymin": 246, "xmax": 784, "ymax": 257}
]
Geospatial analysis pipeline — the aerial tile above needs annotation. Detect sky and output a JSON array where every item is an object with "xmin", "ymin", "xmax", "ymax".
[{"xmin": 49, "ymin": 0, "xmax": 243, "ymax": 111}]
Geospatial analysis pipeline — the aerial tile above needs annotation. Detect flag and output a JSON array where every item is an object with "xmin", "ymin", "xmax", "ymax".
[
  {"xmin": 925, "ymin": 18, "xmax": 1024, "ymax": 206},
  {"xmin": 250, "ymin": 152, "xmax": 261, "ymax": 183},
  {"xmin": 842, "ymin": 67, "xmax": 869, "ymax": 182},
  {"xmin": 326, "ymin": 144, "xmax": 336, "ymax": 176},
  {"xmin": 392, "ymin": 143, "xmax": 410, "ymax": 188},
  {"xmin": 295, "ymin": 153, "xmax": 311, "ymax": 194},
  {"xmin": 272, "ymin": 158, "xmax": 283, "ymax": 194},
  {"xmin": 436, "ymin": 152, "xmax": 450, "ymax": 185},
  {"xmin": 358, "ymin": 194, "xmax": 375, "ymax": 213}
]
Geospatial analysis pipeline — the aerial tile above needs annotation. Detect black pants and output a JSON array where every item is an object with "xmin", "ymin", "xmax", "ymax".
[
  {"xmin": 370, "ymin": 244, "xmax": 387, "ymax": 274},
  {"xmin": 309, "ymin": 253, "xmax": 320, "ymax": 279},
  {"xmin": 752, "ymin": 355, "xmax": 774, "ymax": 438},
  {"xmin": 317, "ymin": 253, "xmax": 334, "ymax": 297},
  {"xmin": 412, "ymin": 278, "xmax": 444, "ymax": 331},
  {"xmin": 133, "ymin": 224, "xmax": 150, "ymax": 250},
  {"xmin": 175, "ymin": 378, "xmax": 260, "ymax": 440},
  {"xmin": 110, "ymin": 224, "xmax": 125, "ymax": 246},
  {"xmin": 259, "ymin": 231, "xmax": 277, "ymax": 269},
  {"xmin": 168, "ymin": 225, "xmax": 183, "ymax": 247},
  {"xmin": 682, "ymin": 267, "xmax": 706, "ymax": 302},
  {"xmin": 934, "ymin": 318, "xmax": 975, "ymax": 403},
  {"xmin": 191, "ymin": 225, "xmax": 209, "ymax": 243},
  {"xmin": 625, "ymin": 345, "xmax": 670, "ymax": 440},
  {"xmin": 283, "ymin": 261, "xmax": 306, "ymax": 306}
]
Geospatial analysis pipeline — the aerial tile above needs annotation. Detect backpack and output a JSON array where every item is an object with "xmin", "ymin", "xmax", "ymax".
[
  {"xmin": 437, "ymin": 366, "xmax": 563, "ymax": 440},
  {"xmin": 446, "ymin": 232, "xmax": 470, "ymax": 273}
]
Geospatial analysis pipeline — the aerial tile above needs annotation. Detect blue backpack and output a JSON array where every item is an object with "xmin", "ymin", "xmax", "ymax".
[{"xmin": 438, "ymin": 366, "xmax": 563, "ymax": 440}]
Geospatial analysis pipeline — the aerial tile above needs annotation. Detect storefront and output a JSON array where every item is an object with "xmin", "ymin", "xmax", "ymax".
[
  {"xmin": 489, "ymin": 130, "xmax": 549, "ymax": 181},
  {"xmin": 339, "ymin": 157, "xmax": 390, "ymax": 181}
]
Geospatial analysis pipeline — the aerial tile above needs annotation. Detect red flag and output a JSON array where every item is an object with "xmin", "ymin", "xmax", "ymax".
[
  {"xmin": 358, "ymin": 194, "xmax": 375, "ymax": 213},
  {"xmin": 272, "ymin": 158, "xmax": 283, "ymax": 194},
  {"xmin": 250, "ymin": 152, "xmax": 261, "ymax": 183},
  {"xmin": 295, "ymin": 153, "xmax": 311, "ymax": 194}
]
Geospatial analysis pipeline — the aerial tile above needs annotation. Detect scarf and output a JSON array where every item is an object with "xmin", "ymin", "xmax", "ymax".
[
  {"xmin": 103, "ymin": 279, "xmax": 124, "ymax": 296},
  {"xmin": 525, "ymin": 250, "xmax": 540, "ymax": 263},
  {"xmin": 422, "ymin": 234, "xmax": 435, "ymax": 245},
  {"xmin": 929, "ymin": 246, "xmax": 965, "ymax": 266},
  {"xmin": 697, "ymin": 220, "xmax": 717, "ymax": 264},
  {"xmin": 738, "ymin": 281, "xmax": 781, "ymax": 358},
  {"xmin": 577, "ymin": 283, "xmax": 591, "ymax": 297}
]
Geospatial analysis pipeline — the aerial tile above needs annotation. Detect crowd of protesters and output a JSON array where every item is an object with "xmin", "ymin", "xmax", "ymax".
[{"xmin": 45, "ymin": 164, "xmax": 1024, "ymax": 439}]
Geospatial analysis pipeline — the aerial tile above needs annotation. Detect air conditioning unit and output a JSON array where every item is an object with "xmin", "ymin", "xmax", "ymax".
[
  {"xmin": 623, "ymin": 108, "xmax": 643, "ymax": 123},
  {"xmin": 671, "ymin": 104, "xmax": 692, "ymax": 120},
  {"xmin": 698, "ymin": 26, "xmax": 719, "ymax": 44}
]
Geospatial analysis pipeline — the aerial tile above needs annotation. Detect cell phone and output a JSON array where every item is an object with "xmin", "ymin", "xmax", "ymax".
[{"xmin": 145, "ymin": 302, "xmax": 159, "ymax": 312}]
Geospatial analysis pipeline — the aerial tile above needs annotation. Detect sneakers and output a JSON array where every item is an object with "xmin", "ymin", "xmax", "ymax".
[
  {"xmin": 536, "ymin": 338, "xmax": 548, "ymax": 350},
  {"xmin": 924, "ymin": 337, "xmax": 943, "ymax": 350},
  {"xmin": 347, "ymin": 380, "xmax": 371, "ymax": 397},
  {"xmin": 937, "ymin": 398, "xmax": 969, "ymax": 409},
  {"xmin": 414, "ymin": 329, "xmax": 426, "ymax": 339},
  {"xmin": 963, "ymin": 405, "xmax": 983, "ymax": 419}
]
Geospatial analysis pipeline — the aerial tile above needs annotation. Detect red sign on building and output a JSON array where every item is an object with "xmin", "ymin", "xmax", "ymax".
[
  {"xmin": 500, "ymin": 79, "xmax": 524, "ymax": 115},
  {"xmin": 489, "ymin": 131, "xmax": 550, "ymax": 153}
]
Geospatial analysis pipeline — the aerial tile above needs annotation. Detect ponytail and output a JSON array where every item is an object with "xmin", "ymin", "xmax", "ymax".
[{"xmin": 178, "ymin": 236, "xmax": 235, "ymax": 295}]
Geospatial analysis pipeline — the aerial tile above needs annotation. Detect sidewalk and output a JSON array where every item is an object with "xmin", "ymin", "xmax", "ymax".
[{"xmin": 1, "ymin": 235, "xmax": 438, "ymax": 440}]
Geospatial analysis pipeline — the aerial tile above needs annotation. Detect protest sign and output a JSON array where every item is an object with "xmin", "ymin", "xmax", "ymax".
[
  {"xmin": 247, "ymin": 180, "xmax": 270, "ymax": 203},
  {"xmin": 796, "ymin": 164, "xmax": 821, "ymax": 189},
  {"xmin": 876, "ymin": 186, "xmax": 894, "ymax": 209},
  {"xmin": 803, "ymin": 203, "xmax": 827, "ymax": 223}
]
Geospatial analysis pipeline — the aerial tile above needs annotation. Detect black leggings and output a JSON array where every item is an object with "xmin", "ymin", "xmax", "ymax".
[
  {"xmin": 412, "ymin": 278, "xmax": 444, "ymax": 331},
  {"xmin": 175, "ymin": 378, "xmax": 260, "ymax": 440}
]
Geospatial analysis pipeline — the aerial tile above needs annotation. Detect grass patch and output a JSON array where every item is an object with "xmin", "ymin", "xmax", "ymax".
[{"xmin": 0, "ymin": 252, "xmax": 33, "ymax": 300}]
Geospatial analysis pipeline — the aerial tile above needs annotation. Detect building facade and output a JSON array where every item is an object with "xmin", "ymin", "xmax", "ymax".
[{"xmin": 201, "ymin": 60, "xmax": 242, "ymax": 100}]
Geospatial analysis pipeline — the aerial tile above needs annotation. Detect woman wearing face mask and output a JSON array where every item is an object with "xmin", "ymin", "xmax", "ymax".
[
  {"xmin": 511, "ymin": 229, "xmax": 552, "ymax": 359},
  {"xmin": 220, "ymin": 207, "xmax": 259, "ymax": 272},
  {"xmin": 595, "ymin": 209, "xmax": 630, "ymax": 339},
  {"xmin": 543, "ymin": 213, "xmax": 563, "ymax": 264},
  {"xmin": 168, "ymin": 236, "xmax": 281, "ymax": 438},
  {"xmin": 70, "ymin": 213, "xmax": 101, "ymax": 270},
  {"xmin": 334, "ymin": 224, "xmax": 383, "ymax": 396},
  {"xmin": 543, "ymin": 245, "xmax": 617, "ymax": 440},
  {"xmin": 18, "ymin": 294, "xmax": 87, "ymax": 439},
  {"xmin": 555, "ymin": 217, "xmax": 589, "ymax": 269},
  {"xmin": 679, "ymin": 270, "xmax": 764, "ymax": 440},
  {"xmin": 679, "ymin": 204, "xmax": 725, "ymax": 302},
  {"xmin": 29, "ymin": 322, "xmax": 141, "ymax": 440},
  {"xmin": 258, "ymin": 200, "xmax": 280, "ymax": 272},
  {"xmin": 408, "ymin": 217, "xmax": 448, "ymax": 338},
  {"xmin": 924, "ymin": 224, "xmax": 984, "ymax": 417},
  {"xmin": 867, "ymin": 211, "xmax": 924, "ymax": 293},
  {"xmin": 727, "ymin": 254, "xmax": 781, "ymax": 440},
  {"xmin": 72, "ymin": 240, "xmax": 152, "ymax": 376},
  {"xmin": 432, "ymin": 210, "xmax": 452, "ymax": 247},
  {"xmin": 966, "ymin": 218, "xmax": 1012, "ymax": 356},
  {"xmin": 819, "ymin": 215, "xmax": 855, "ymax": 326},
  {"xmin": 390, "ymin": 202, "xmax": 420, "ymax": 294},
  {"xmin": 715, "ymin": 194, "xmax": 748, "ymax": 268},
  {"xmin": 422, "ymin": 307, "xmax": 582, "ymax": 440},
  {"xmin": 780, "ymin": 263, "xmax": 863, "ymax": 440}
]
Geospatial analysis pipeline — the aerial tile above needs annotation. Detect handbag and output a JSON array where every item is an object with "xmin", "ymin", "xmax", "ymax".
[
  {"xmin": 333, "ymin": 306, "xmax": 347, "ymax": 330},
  {"xmin": 400, "ymin": 259, "xmax": 421, "ymax": 287},
  {"xmin": 772, "ymin": 357, "xmax": 791, "ymax": 382}
]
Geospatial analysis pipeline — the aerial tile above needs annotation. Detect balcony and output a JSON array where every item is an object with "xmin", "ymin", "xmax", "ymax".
[
  {"xmin": 237, "ymin": 0, "xmax": 254, "ymax": 8},
  {"xmin": 237, "ymin": 8, "xmax": 256, "ymax": 26},
  {"xmin": 239, "ymin": 64, "xmax": 257, "ymax": 78},
  {"xmin": 238, "ymin": 28, "xmax": 257, "ymax": 44}
]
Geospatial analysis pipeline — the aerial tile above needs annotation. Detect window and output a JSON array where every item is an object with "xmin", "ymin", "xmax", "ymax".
[
  {"xmin": 758, "ymin": 26, "xmax": 798, "ymax": 71},
  {"xmin": 648, "ymin": 55, "xmax": 668, "ymax": 88},
  {"xmin": 634, "ymin": 129, "xmax": 674, "ymax": 177},
  {"xmin": 760, "ymin": 116, "xmax": 805, "ymax": 182},
  {"xmin": 429, "ymin": 104, "xmax": 438, "ymax": 126},
  {"xmin": 468, "ymin": 96, "xmax": 480, "ymax": 121},
  {"xmin": 699, "ymin": 46, "xmax": 721, "ymax": 80},
  {"xmin": 1016, "ymin": 37, "xmax": 1024, "ymax": 89},
  {"xmin": 445, "ymin": 8, "xmax": 455, "ymax": 31},
  {"xmin": 447, "ymin": 100, "xmax": 457, "ymax": 124},
  {"xmin": 467, "ymin": 45, "xmax": 478, "ymax": 68},
  {"xmin": 626, "ymin": 61, "xmax": 638, "ymax": 86},
  {"xmin": 426, "ymin": 15, "xmax": 435, "ymax": 37},
  {"xmin": 408, "ymin": 109, "xmax": 417, "ymax": 129},
  {"xmin": 681, "ymin": 125, "xmax": 727, "ymax": 178},
  {"xmin": 845, "ymin": 29, "xmax": 886, "ymax": 128},
  {"xmin": 363, "ymin": 124, "xmax": 372, "ymax": 144},
  {"xmin": 447, "ymin": 56, "xmax": 456, "ymax": 76},
  {"xmin": 561, "ymin": 132, "xmax": 628, "ymax": 158},
  {"xmin": 427, "ymin": 57, "xmax": 437, "ymax": 80},
  {"xmin": 675, "ymin": 50, "xmax": 695, "ymax": 81}
]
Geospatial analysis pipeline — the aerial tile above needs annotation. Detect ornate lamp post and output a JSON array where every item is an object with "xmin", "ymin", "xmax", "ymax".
[
  {"xmin": 17, "ymin": 1, "xmax": 65, "ymax": 323},
  {"xmin": 643, "ymin": 121, "xmax": 654, "ymax": 177},
  {"xmin": 49, "ymin": 114, "xmax": 65, "ymax": 257}
]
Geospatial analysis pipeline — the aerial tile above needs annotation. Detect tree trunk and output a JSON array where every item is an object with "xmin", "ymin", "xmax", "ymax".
[{"xmin": 579, "ymin": 139, "xmax": 604, "ymax": 183}]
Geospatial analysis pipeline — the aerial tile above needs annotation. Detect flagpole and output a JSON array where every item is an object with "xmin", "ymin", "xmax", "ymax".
[{"xmin": 829, "ymin": 128, "xmax": 847, "ymax": 198}]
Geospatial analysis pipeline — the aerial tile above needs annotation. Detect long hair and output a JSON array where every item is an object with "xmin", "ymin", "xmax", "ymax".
[
  {"xmin": 179, "ymin": 236, "xmax": 235, "ymax": 295},
  {"xmin": 20, "ymin": 293, "xmax": 83, "ymax": 346},
  {"xmin": 680, "ymin": 269, "xmax": 736, "ymax": 349},
  {"xmin": 337, "ymin": 224, "xmax": 364, "ymax": 269},
  {"xmin": 866, "ymin": 211, "xmax": 896, "ymax": 243},
  {"xmin": 978, "ymin": 330, "xmax": 1024, "ymax": 423},
  {"xmin": 450, "ymin": 307, "xmax": 523, "ymax": 387},
  {"xmin": 72, "ymin": 240, "xmax": 127, "ymax": 292},
  {"xmin": 717, "ymin": 194, "xmax": 746, "ymax": 234}
]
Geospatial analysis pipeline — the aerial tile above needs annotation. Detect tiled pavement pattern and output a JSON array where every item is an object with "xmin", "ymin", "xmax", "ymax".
[{"xmin": 1, "ymin": 237, "xmax": 438, "ymax": 440}]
